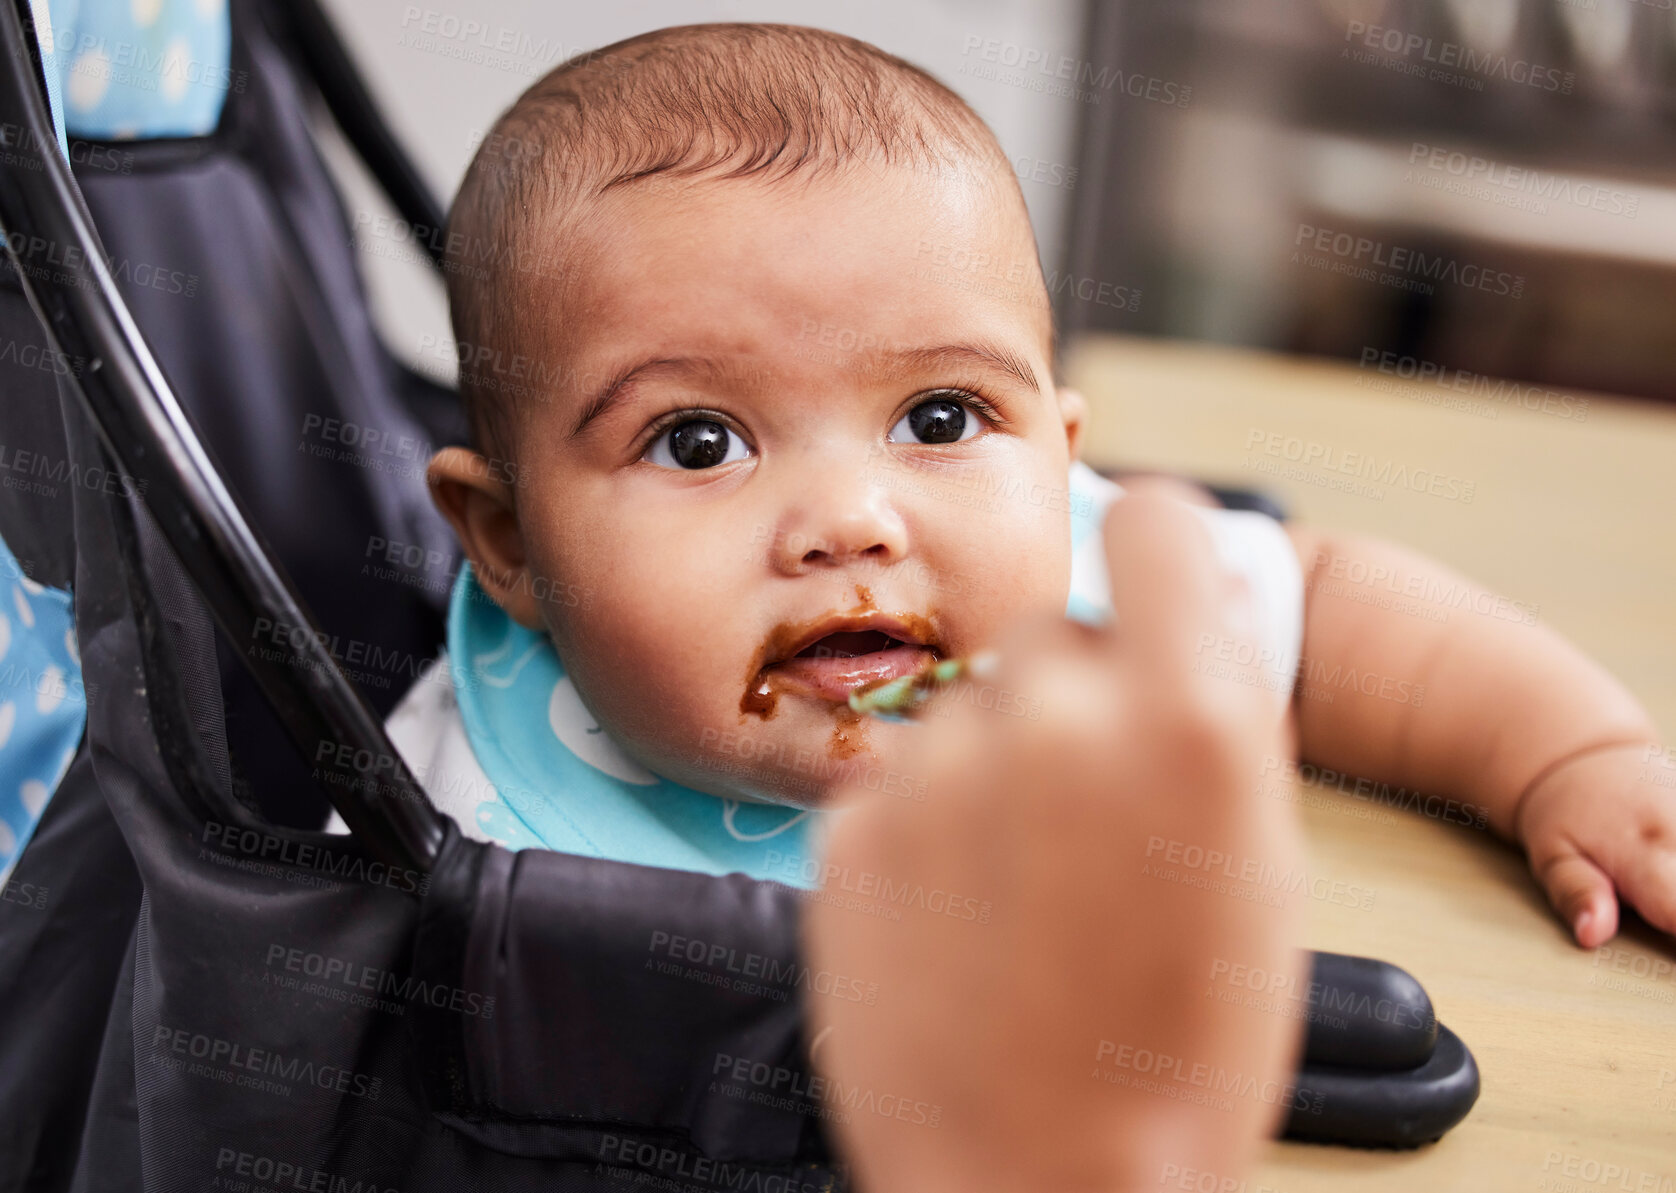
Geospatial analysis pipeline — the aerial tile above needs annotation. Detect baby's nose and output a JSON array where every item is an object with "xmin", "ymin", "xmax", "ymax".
[
  {"xmin": 765, "ymin": 482, "xmax": 909, "ymax": 576},
  {"xmin": 799, "ymin": 535, "xmax": 892, "ymax": 568}
]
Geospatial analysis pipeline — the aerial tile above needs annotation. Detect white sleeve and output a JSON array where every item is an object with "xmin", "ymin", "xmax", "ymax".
[
  {"xmin": 1068, "ymin": 465, "xmax": 1305, "ymax": 705},
  {"xmin": 1188, "ymin": 505, "xmax": 1305, "ymax": 702}
]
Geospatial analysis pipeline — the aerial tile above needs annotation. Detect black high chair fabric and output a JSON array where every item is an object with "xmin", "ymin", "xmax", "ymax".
[
  {"xmin": 65, "ymin": 0, "xmax": 464, "ymax": 833},
  {"xmin": 0, "ymin": 252, "xmax": 147, "ymax": 1192}
]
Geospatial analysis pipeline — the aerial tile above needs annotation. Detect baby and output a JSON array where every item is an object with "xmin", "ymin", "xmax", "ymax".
[{"xmin": 372, "ymin": 23, "xmax": 1668, "ymax": 951}]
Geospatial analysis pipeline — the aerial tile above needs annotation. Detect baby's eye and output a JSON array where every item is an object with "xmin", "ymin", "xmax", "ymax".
[
  {"xmin": 887, "ymin": 392, "xmax": 983, "ymax": 446},
  {"xmin": 644, "ymin": 418, "xmax": 751, "ymax": 470}
]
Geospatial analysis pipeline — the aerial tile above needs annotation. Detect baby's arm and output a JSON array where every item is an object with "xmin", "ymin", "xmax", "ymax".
[{"xmin": 1283, "ymin": 523, "xmax": 1669, "ymax": 946}]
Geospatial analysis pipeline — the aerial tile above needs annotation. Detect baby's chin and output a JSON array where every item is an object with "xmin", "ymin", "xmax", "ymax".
[
  {"xmin": 647, "ymin": 707, "xmax": 926, "ymax": 810},
  {"xmin": 667, "ymin": 751, "xmax": 875, "ymax": 811}
]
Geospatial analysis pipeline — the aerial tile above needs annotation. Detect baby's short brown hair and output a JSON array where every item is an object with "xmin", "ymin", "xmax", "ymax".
[{"xmin": 444, "ymin": 22, "xmax": 1029, "ymax": 457}]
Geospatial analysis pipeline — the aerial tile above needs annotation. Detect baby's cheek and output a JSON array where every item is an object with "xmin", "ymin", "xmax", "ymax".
[
  {"xmin": 972, "ymin": 511, "xmax": 1072, "ymax": 618},
  {"xmin": 561, "ymin": 603, "xmax": 749, "ymax": 747},
  {"xmin": 546, "ymin": 607, "xmax": 665, "ymax": 726}
]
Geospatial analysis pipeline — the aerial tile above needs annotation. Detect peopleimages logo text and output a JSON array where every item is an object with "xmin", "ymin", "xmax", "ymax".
[
  {"xmin": 1294, "ymin": 224, "xmax": 1522, "ymax": 297},
  {"xmin": 1344, "ymin": 21, "xmax": 1574, "ymax": 92}
]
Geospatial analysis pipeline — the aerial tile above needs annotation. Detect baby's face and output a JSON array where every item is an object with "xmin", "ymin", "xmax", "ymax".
[{"xmin": 434, "ymin": 163, "xmax": 1084, "ymax": 807}]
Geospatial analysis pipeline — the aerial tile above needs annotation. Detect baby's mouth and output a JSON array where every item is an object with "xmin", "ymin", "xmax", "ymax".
[{"xmin": 748, "ymin": 616, "xmax": 940, "ymax": 710}]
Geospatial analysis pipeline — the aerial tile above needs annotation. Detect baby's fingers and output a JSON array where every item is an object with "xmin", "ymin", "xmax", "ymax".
[
  {"xmin": 1599, "ymin": 835, "xmax": 1676, "ymax": 943},
  {"xmin": 1530, "ymin": 839, "xmax": 1619, "ymax": 948}
]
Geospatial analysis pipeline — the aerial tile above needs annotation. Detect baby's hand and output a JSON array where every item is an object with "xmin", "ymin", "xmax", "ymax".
[{"xmin": 1516, "ymin": 743, "xmax": 1676, "ymax": 948}]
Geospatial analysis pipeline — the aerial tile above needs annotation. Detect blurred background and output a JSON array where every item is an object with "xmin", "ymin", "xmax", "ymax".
[{"xmin": 1065, "ymin": 0, "xmax": 1676, "ymax": 403}]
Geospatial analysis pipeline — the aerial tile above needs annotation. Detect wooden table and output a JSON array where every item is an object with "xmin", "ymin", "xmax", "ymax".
[{"xmin": 1065, "ymin": 334, "xmax": 1676, "ymax": 1191}]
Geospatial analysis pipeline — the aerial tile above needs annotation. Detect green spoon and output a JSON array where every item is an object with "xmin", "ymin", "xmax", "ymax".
[{"xmin": 848, "ymin": 650, "xmax": 998, "ymax": 720}]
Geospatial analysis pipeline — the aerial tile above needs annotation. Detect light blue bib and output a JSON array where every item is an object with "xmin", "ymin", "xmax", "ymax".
[{"xmin": 449, "ymin": 462, "xmax": 1121, "ymax": 888}]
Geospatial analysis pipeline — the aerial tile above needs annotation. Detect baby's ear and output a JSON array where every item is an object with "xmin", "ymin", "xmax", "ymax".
[
  {"xmin": 1055, "ymin": 385, "xmax": 1088, "ymax": 463},
  {"xmin": 426, "ymin": 446, "xmax": 546, "ymax": 630}
]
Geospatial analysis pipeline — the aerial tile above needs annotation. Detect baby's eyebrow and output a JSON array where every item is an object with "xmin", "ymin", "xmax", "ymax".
[
  {"xmin": 569, "ymin": 356, "xmax": 734, "ymax": 440},
  {"xmin": 877, "ymin": 342, "xmax": 1042, "ymax": 395},
  {"xmin": 568, "ymin": 340, "xmax": 1041, "ymax": 440}
]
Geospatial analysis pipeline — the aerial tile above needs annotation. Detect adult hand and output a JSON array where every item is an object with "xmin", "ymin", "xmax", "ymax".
[{"xmin": 803, "ymin": 492, "xmax": 1308, "ymax": 1193}]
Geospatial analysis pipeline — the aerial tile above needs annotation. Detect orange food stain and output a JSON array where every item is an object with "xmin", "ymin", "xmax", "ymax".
[
  {"xmin": 740, "ymin": 673, "xmax": 780, "ymax": 720},
  {"xmin": 740, "ymin": 619, "xmax": 817, "ymax": 720},
  {"xmin": 828, "ymin": 706, "xmax": 867, "ymax": 759}
]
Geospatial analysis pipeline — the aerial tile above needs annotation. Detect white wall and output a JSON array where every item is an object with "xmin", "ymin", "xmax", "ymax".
[{"xmin": 316, "ymin": 0, "xmax": 1086, "ymax": 383}]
